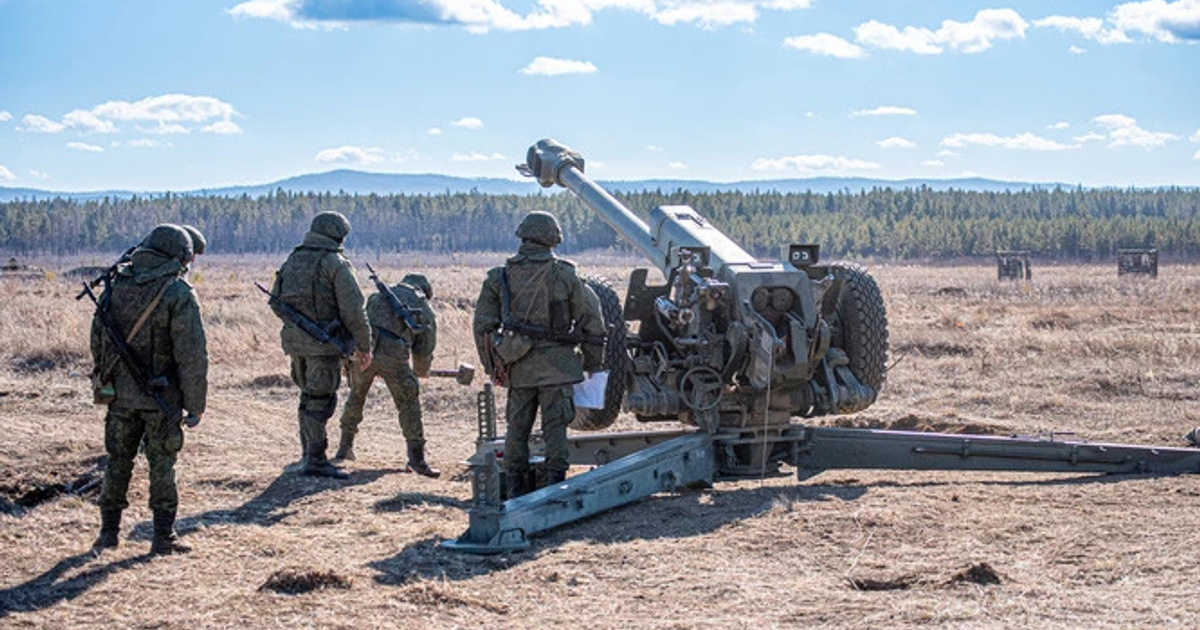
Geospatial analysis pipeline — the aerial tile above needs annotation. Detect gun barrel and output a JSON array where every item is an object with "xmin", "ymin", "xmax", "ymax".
[{"xmin": 524, "ymin": 139, "xmax": 659, "ymax": 266}]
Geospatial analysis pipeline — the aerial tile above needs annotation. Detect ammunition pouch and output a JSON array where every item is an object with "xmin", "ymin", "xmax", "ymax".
[
  {"xmin": 492, "ymin": 330, "xmax": 534, "ymax": 365},
  {"xmin": 90, "ymin": 367, "xmax": 115, "ymax": 405}
]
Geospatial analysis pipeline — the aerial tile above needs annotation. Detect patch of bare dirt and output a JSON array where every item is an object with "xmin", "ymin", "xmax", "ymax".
[{"xmin": 259, "ymin": 567, "xmax": 352, "ymax": 595}]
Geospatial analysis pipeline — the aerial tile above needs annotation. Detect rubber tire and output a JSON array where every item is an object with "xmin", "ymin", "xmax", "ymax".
[
  {"xmin": 830, "ymin": 262, "xmax": 888, "ymax": 393},
  {"xmin": 570, "ymin": 276, "xmax": 628, "ymax": 431}
]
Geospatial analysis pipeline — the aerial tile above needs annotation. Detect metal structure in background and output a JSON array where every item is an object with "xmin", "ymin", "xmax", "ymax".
[
  {"xmin": 442, "ymin": 140, "xmax": 1200, "ymax": 554},
  {"xmin": 1118, "ymin": 248, "xmax": 1158, "ymax": 278},
  {"xmin": 996, "ymin": 250, "xmax": 1032, "ymax": 281}
]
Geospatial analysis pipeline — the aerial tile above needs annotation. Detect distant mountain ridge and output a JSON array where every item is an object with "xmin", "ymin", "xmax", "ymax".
[{"xmin": 0, "ymin": 168, "xmax": 1077, "ymax": 202}]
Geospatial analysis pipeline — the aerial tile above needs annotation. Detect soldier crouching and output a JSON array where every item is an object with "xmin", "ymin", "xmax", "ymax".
[{"xmin": 90, "ymin": 224, "xmax": 208, "ymax": 555}]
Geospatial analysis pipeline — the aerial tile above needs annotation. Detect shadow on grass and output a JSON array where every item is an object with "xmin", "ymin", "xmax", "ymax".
[
  {"xmin": 0, "ymin": 550, "xmax": 153, "ymax": 617},
  {"xmin": 367, "ymin": 483, "xmax": 865, "ymax": 585},
  {"xmin": 129, "ymin": 467, "xmax": 398, "ymax": 540},
  {"xmin": 373, "ymin": 491, "xmax": 469, "ymax": 514}
]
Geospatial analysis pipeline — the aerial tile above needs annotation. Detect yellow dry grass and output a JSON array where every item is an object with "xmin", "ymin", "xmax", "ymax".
[{"xmin": 2, "ymin": 254, "xmax": 1200, "ymax": 629}]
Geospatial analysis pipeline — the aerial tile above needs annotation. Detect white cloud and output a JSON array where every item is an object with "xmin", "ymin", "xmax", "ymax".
[
  {"xmin": 450, "ymin": 117, "xmax": 484, "ymax": 130},
  {"xmin": 936, "ymin": 149, "xmax": 959, "ymax": 157},
  {"xmin": 0, "ymin": 111, "xmax": 11, "ymax": 122},
  {"xmin": 128, "ymin": 139, "xmax": 168, "ymax": 148},
  {"xmin": 427, "ymin": 127, "xmax": 443, "ymax": 136},
  {"xmin": 854, "ymin": 8, "xmax": 1028, "ymax": 55},
  {"xmin": 0, "ymin": 165, "xmax": 14, "ymax": 181},
  {"xmin": 1047, "ymin": 121, "xmax": 1070, "ymax": 130},
  {"xmin": 61, "ymin": 109, "xmax": 117, "ymax": 133},
  {"xmin": 29, "ymin": 170, "xmax": 49, "ymax": 180},
  {"xmin": 1069, "ymin": 44, "xmax": 1087, "ymax": 54},
  {"xmin": 392, "ymin": 149, "xmax": 420, "ymax": 163},
  {"xmin": 783, "ymin": 33, "xmax": 866, "ymax": 58},
  {"xmin": 751, "ymin": 154, "xmax": 881, "ymax": 172},
  {"xmin": 1189, "ymin": 129, "xmax": 1200, "ymax": 142},
  {"xmin": 315, "ymin": 145, "xmax": 385, "ymax": 165},
  {"xmin": 668, "ymin": 161, "xmax": 687, "ymax": 169},
  {"xmin": 520, "ymin": 56, "xmax": 599, "ymax": 76},
  {"xmin": 1110, "ymin": 0, "xmax": 1200, "ymax": 43},
  {"xmin": 230, "ymin": 0, "xmax": 814, "ymax": 32},
  {"xmin": 138, "ymin": 123, "xmax": 191, "ymax": 135},
  {"xmin": 1074, "ymin": 132, "xmax": 1108, "ymax": 143},
  {"xmin": 851, "ymin": 105, "xmax": 917, "ymax": 117},
  {"xmin": 1092, "ymin": 113, "xmax": 1179, "ymax": 147},
  {"xmin": 67, "ymin": 141, "xmax": 105, "ymax": 153},
  {"xmin": 201, "ymin": 120, "xmax": 243, "ymax": 134},
  {"xmin": 1033, "ymin": 16, "xmax": 1130, "ymax": 44},
  {"xmin": 451, "ymin": 152, "xmax": 507, "ymax": 162},
  {"xmin": 647, "ymin": 145, "xmax": 664, "ymax": 152},
  {"xmin": 921, "ymin": 159, "xmax": 945, "ymax": 167},
  {"xmin": 877, "ymin": 136, "xmax": 916, "ymax": 149},
  {"xmin": 1194, "ymin": 149, "xmax": 1200, "ymax": 160},
  {"xmin": 19, "ymin": 114, "xmax": 67, "ymax": 133},
  {"xmin": 940, "ymin": 132, "xmax": 1080, "ymax": 151},
  {"xmin": 804, "ymin": 111, "xmax": 817, "ymax": 118}
]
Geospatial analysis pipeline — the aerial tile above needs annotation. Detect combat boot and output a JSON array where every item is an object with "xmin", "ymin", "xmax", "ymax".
[
  {"xmin": 92, "ymin": 508, "xmax": 121, "ymax": 551},
  {"xmin": 546, "ymin": 469, "xmax": 567, "ymax": 486},
  {"xmin": 150, "ymin": 510, "xmax": 191, "ymax": 555},
  {"xmin": 505, "ymin": 471, "xmax": 530, "ymax": 500},
  {"xmin": 333, "ymin": 431, "xmax": 356, "ymax": 462},
  {"xmin": 405, "ymin": 442, "xmax": 440, "ymax": 478},
  {"xmin": 1185, "ymin": 426, "xmax": 1200, "ymax": 447}
]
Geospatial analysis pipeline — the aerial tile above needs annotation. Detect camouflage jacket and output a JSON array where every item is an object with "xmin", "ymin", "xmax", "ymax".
[
  {"xmin": 90, "ymin": 249, "xmax": 208, "ymax": 414},
  {"xmin": 271, "ymin": 232, "xmax": 372, "ymax": 357},
  {"xmin": 473, "ymin": 243, "xmax": 605, "ymax": 388},
  {"xmin": 367, "ymin": 282, "xmax": 437, "ymax": 375}
]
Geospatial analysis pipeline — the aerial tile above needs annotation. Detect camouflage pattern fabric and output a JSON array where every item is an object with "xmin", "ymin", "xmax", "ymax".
[
  {"xmin": 504, "ymin": 385, "xmax": 574, "ymax": 475},
  {"xmin": 290, "ymin": 355, "xmax": 343, "ymax": 461},
  {"xmin": 270, "ymin": 231, "xmax": 372, "ymax": 357},
  {"xmin": 98, "ymin": 407, "xmax": 184, "ymax": 513},
  {"xmin": 90, "ymin": 241, "xmax": 207, "ymax": 515},
  {"xmin": 339, "ymin": 282, "xmax": 438, "ymax": 446}
]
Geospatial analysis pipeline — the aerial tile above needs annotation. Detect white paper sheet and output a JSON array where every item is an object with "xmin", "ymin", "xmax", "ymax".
[{"xmin": 572, "ymin": 371, "xmax": 609, "ymax": 409}]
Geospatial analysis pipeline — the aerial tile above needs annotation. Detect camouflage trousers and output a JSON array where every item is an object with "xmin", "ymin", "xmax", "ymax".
[
  {"xmin": 98, "ymin": 406, "xmax": 184, "ymax": 514},
  {"xmin": 504, "ymin": 384, "xmax": 574, "ymax": 476},
  {"xmin": 290, "ymin": 355, "xmax": 343, "ymax": 463},
  {"xmin": 339, "ymin": 355, "xmax": 425, "ymax": 446}
]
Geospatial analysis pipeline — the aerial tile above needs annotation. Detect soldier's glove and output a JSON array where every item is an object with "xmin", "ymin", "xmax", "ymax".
[
  {"xmin": 354, "ymin": 350, "xmax": 373, "ymax": 372},
  {"xmin": 183, "ymin": 413, "xmax": 202, "ymax": 428}
]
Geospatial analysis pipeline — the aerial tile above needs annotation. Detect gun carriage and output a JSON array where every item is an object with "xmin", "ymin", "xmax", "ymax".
[{"xmin": 444, "ymin": 140, "xmax": 1200, "ymax": 554}]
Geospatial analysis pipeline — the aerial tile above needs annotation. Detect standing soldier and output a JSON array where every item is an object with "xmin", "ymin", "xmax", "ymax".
[
  {"xmin": 90, "ymin": 224, "xmax": 207, "ymax": 555},
  {"xmin": 335, "ymin": 273, "xmax": 440, "ymax": 477},
  {"xmin": 472, "ymin": 211, "xmax": 605, "ymax": 498},
  {"xmin": 270, "ymin": 212, "xmax": 373, "ymax": 480}
]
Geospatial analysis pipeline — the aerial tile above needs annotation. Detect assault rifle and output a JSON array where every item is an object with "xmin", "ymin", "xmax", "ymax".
[
  {"xmin": 74, "ymin": 246, "xmax": 135, "ymax": 300},
  {"xmin": 363, "ymin": 263, "xmax": 429, "ymax": 332},
  {"xmin": 79, "ymin": 282, "xmax": 198, "ymax": 436},
  {"xmin": 255, "ymin": 282, "xmax": 355, "ymax": 356},
  {"xmin": 499, "ymin": 271, "xmax": 606, "ymax": 347}
]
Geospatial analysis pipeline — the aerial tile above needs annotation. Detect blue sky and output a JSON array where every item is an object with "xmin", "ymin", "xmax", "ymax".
[{"xmin": 1, "ymin": 0, "xmax": 1198, "ymax": 191}]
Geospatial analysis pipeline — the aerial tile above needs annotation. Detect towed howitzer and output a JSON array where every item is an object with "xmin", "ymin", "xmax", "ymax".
[
  {"xmin": 79, "ymin": 282, "xmax": 199, "ymax": 437},
  {"xmin": 442, "ymin": 139, "xmax": 1200, "ymax": 554},
  {"xmin": 255, "ymin": 281, "xmax": 355, "ymax": 356}
]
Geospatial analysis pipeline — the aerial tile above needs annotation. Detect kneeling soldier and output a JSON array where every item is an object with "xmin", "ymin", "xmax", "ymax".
[{"xmin": 336, "ymin": 274, "xmax": 440, "ymax": 477}]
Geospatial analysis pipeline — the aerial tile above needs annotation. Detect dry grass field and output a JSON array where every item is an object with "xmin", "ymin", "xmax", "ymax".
[{"xmin": 2, "ymin": 253, "xmax": 1200, "ymax": 629}]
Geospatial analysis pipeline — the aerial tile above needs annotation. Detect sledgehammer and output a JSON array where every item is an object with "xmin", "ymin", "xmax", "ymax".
[{"xmin": 428, "ymin": 362, "xmax": 475, "ymax": 386}]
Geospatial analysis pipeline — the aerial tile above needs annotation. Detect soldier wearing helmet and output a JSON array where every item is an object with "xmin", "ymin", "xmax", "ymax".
[
  {"xmin": 335, "ymin": 273, "xmax": 440, "ymax": 477},
  {"xmin": 90, "ymin": 224, "xmax": 208, "ymax": 555},
  {"xmin": 269, "ymin": 211, "xmax": 373, "ymax": 480},
  {"xmin": 472, "ymin": 211, "xmax": 605, "ymax": 498}
]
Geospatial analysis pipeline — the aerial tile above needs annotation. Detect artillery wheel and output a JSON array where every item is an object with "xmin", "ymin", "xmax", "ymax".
[
  {"xmin": 830, "ymin": 262, "xmax": 888, "ymax": 393},
  {"xmin": 571, "ymin": 276, "xmax": 628, "ymax": 431}
]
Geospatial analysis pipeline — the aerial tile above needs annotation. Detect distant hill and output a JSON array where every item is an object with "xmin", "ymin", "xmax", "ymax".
[{"xmin": 0, "ymin": 169, "xmax": 1071, "ymax": 203}]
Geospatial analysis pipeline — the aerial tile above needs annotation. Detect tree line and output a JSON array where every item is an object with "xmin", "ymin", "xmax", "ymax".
[{"xmin": 2, "ymin": 185, "xmax": 1198, "ymax": 260}]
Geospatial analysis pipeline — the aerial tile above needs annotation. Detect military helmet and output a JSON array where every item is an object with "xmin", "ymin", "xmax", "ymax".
[
  {"xmin": 515, "ymin": 211, "xmax": 563, "ymax": 247},
  {"xmin": 402, "ymin": 273, "xmax": 433, "ymax": 300},
  {"xmin": 141, "ymin": 224, "xmax": 193, "ymax": 264},
  {"xmin": 180, "ymin": 225, "xmax": 206, "ymax": 255},
  {"xmin": 310, "ymin": 211, "xmax": 351, "ymax": 242}
]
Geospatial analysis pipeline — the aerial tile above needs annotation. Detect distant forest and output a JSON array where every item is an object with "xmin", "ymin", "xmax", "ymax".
[{"xmin": 2, "ymin": 186, "xmax": 1199, "ymax": 260}]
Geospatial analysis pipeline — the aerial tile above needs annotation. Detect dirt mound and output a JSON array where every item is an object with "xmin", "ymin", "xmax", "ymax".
[
  {"xmin": 10, "ymin": 349, "xmax": 88, "ymax": 374},
  {"xmin": 0, "ymin": 455, "xmax": 104, "ymax": 515},
  {"xmin": 846, "ymin": 575, "xmax": 915, "ymax": 591},
  {"xmin": 258, "ymin": 568, "xmax": 352, "ymax": 595},
  {"xmin": 401, "ymin": 581, "xmax": 510, "ymax": 614},
  {"xmin": 948, "ymin": 562, "xmax": 1003, "ymax": 586},
  {"xmin": 246, "ymin": 373, "xmax": 292, "ymax": 389}
]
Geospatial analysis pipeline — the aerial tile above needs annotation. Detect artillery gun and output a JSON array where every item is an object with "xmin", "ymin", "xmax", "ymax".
[{"xmin": 443, "ymin": 139, "xmax": 1200, "ymax": 554}]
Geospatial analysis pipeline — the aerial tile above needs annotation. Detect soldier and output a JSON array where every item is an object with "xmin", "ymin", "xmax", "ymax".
[
  {"xmin": 90, "ymin": 224, "xmax": 207, "ymax": 555},
  {"xmin": 270, "ymin": 212, "xmax": 373, "ymax": 480},
  {"xmin": 472, "ymin": 211, "xmax": 605, "ymax": 498},
  {"xmin": 335, "ymin": 273, "xmax": 440, "ymax": 477}
]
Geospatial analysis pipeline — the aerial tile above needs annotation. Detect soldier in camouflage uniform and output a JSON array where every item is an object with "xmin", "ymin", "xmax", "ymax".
[
  {"xmin": 473, "ymin": 212, "xmax": 605, "ymax": 498},
  {"xmin": 335, "ymin": 274, "xmax": 440, "ymax": 477},
  {"xmin": 90, "ymin": 224, "xmax": 207, "ymax": 555},
  {"xmin": 270, "ymin": 212, "xmax": 373, "ymax": 480}
]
